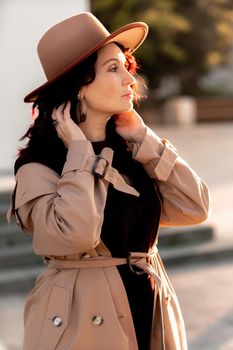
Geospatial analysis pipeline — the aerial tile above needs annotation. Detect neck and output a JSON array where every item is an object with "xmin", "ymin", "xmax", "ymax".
[{"xmin": 79, "ymin": 111, "xmax": 110, "ymax": 142}]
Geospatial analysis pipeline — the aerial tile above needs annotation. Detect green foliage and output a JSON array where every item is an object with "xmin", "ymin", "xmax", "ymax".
[{"xmin": 91, "ymin": 0, "xmax": 233, "ymax": 96}]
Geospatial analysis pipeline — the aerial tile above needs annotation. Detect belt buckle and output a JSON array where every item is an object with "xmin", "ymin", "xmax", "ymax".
[
  {"xmin": 93, "ymin": 156, "xmax": 109, "ymax": 179},
  {"xmin": 127, "ymin": 253, "xmax": 147, "ymax": 275}
]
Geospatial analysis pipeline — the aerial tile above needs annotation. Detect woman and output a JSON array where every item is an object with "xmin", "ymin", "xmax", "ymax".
[{"xmin": 10, "ymin": 12, "xmax": 211, "ymax": 350}]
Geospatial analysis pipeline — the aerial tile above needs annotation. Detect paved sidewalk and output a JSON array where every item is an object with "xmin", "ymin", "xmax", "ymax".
[{"xmin": 169, "ymin": 259, "xmax": 233, "ymax": 350}]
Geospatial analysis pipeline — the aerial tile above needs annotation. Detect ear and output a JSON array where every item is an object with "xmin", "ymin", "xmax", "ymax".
[{"xmin": 79, "ymin": 85, "xmax": 88, "ymax": 97}]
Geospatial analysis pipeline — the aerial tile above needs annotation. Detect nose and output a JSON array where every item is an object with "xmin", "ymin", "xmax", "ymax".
[{"xmin": 123, "ymin": 69, "xmax": 136, "ymax": 86}]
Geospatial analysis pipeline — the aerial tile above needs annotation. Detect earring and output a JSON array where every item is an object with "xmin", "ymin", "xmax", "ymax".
[{"xmin": 77, "ymin": 93, "xmax": 87, "ymax": 123}]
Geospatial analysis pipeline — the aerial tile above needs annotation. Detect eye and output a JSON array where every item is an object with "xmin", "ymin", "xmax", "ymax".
[{"xmin": 108, "ymin": 64, "xmax": 118, "ymax": 72}]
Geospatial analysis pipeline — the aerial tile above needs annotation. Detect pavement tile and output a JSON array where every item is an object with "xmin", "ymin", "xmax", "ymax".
[{"xmin": 169, "ymin": 260, "xmax": 233, "ymax": 350}]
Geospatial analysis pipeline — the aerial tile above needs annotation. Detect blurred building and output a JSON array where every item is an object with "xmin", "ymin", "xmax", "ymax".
[{"xmin": 0, "ymin": 0, "xmax": 89, "ymax": 174}]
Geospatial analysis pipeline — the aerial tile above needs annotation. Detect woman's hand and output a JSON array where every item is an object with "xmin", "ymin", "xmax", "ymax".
[
  {"xmin": 52, "ymin": 101, "xmax": 86, "ymax": 147},
  {"xmin": 115, "ymin": 109, "xmax": 146, "ymax": 144}
]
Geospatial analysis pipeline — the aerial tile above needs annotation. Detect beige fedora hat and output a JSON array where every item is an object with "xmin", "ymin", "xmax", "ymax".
[{"xmin": 24, "ymin": 12, "xmax": 148, "ymax": 103}]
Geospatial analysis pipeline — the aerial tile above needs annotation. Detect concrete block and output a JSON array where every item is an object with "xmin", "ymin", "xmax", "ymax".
[{"xmin": 163, "ymin": 96, "xmax": 197, "ymax": 125}]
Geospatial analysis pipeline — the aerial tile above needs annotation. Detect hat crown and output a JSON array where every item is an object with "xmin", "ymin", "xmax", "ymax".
[
  {"xmin": 38, "ymin": 12, "xmax": 110, "ymax": 80},
  {"xmin": 25, "ymin": 12, "xmax": 148, "ymax": 102}
]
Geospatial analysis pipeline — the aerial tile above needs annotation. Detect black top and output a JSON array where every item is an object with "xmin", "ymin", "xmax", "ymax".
[{"xmin": 92, "ymin": 141, "xmax": 161, "ymax": 350}]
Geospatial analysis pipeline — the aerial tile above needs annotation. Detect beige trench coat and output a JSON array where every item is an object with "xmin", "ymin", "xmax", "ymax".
[{"xmin": 10, "ymin": 127, "xmax": 211, "ymax": 350}]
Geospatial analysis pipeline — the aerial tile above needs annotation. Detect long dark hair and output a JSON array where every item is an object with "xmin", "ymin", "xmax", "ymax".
[{"xmin": 15, "ymin": 44, "xmax": 140, "ymax": 175}]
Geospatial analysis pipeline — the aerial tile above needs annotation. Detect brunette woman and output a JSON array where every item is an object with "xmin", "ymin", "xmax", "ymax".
[{"xmin": 9, "ymin": 12, "xmax": 211, "ymax": 350}]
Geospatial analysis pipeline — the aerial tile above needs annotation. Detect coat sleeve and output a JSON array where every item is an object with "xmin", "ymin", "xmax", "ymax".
[
  {"xmin": 131, "ymin": 127, "xmax": 211, "ymax": 227},
  {"xmin": 14, "ymin": 140, "xmax": 110, "ymax": 256}
]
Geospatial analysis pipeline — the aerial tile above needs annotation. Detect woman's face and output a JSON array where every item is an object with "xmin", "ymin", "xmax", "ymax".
[{"xmin": 82, "ymin": 43, "xmax": 136, "ymax": 117}]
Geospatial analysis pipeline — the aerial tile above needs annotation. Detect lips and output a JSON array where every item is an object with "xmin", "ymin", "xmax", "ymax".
[{"xmin": 122, "ymin": 92, "xmax": 134, "ymax": 98}]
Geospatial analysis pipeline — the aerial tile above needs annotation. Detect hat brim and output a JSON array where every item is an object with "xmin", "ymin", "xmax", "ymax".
[{"xmin": 24, "ymin": 22, "xmax": 148, "ymax": 103}]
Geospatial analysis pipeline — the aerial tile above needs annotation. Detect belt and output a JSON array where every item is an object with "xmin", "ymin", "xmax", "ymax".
[
  {"xmin": 47, "ymin": 246, "xmax": 162, "ymax": 291},
  {"xmin": 47, "ymin": 245, "xmax": 165, "ymax": 349},
  {"xmin": 47, "ymin": 246, "xmax": 158, "ymax": 272}
]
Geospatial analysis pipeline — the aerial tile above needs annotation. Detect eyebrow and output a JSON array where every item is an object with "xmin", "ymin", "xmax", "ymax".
[{"xmin": 102, "ymin": 57, "xmax": 126, "ymax": 67}]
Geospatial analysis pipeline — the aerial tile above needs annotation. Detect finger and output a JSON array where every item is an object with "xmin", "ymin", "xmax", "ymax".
[
  {"xmin": 51, "ymin": 105, "xmax": 63, "ymax": 121},
  {"xmin": 51, "ymin": 108, "xmax": 57, "ymax": 121},
  {"xmin": 118, "ymin": 112, "xmax": 131, "ymax": 121},
  {"xmin": 55, "ymin": 103, "xmax": 67, "ymax": 124},
  {"xmin": 52, "ymin": 119, "xmax": 59, "ymax": 128},
  {"xmin": 62, "ymin": 101, "xmax": 71, "ymax": 120},
  {"xmin": 54, "ymin": 111, "xmax": 63, "ymax": 125},
  {"xmin": 115, "ymin": 115, "xmax": 129, "ymax": 126},
  {"xmin": 57, "ymin": 102, "xmax": 66, "ymax": 113},
  {"xmin": 51, "ymin": 109, "xmax": 60, "ymax": 129}
]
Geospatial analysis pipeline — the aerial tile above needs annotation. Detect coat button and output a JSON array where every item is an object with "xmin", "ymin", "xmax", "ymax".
[
  {"xmin": 92, "ymin": 315, "xmax": 104, "ymax": 326},
  {"xmin": 53, "ymin": 316, "xmax": 63, "ymax": 327}
]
